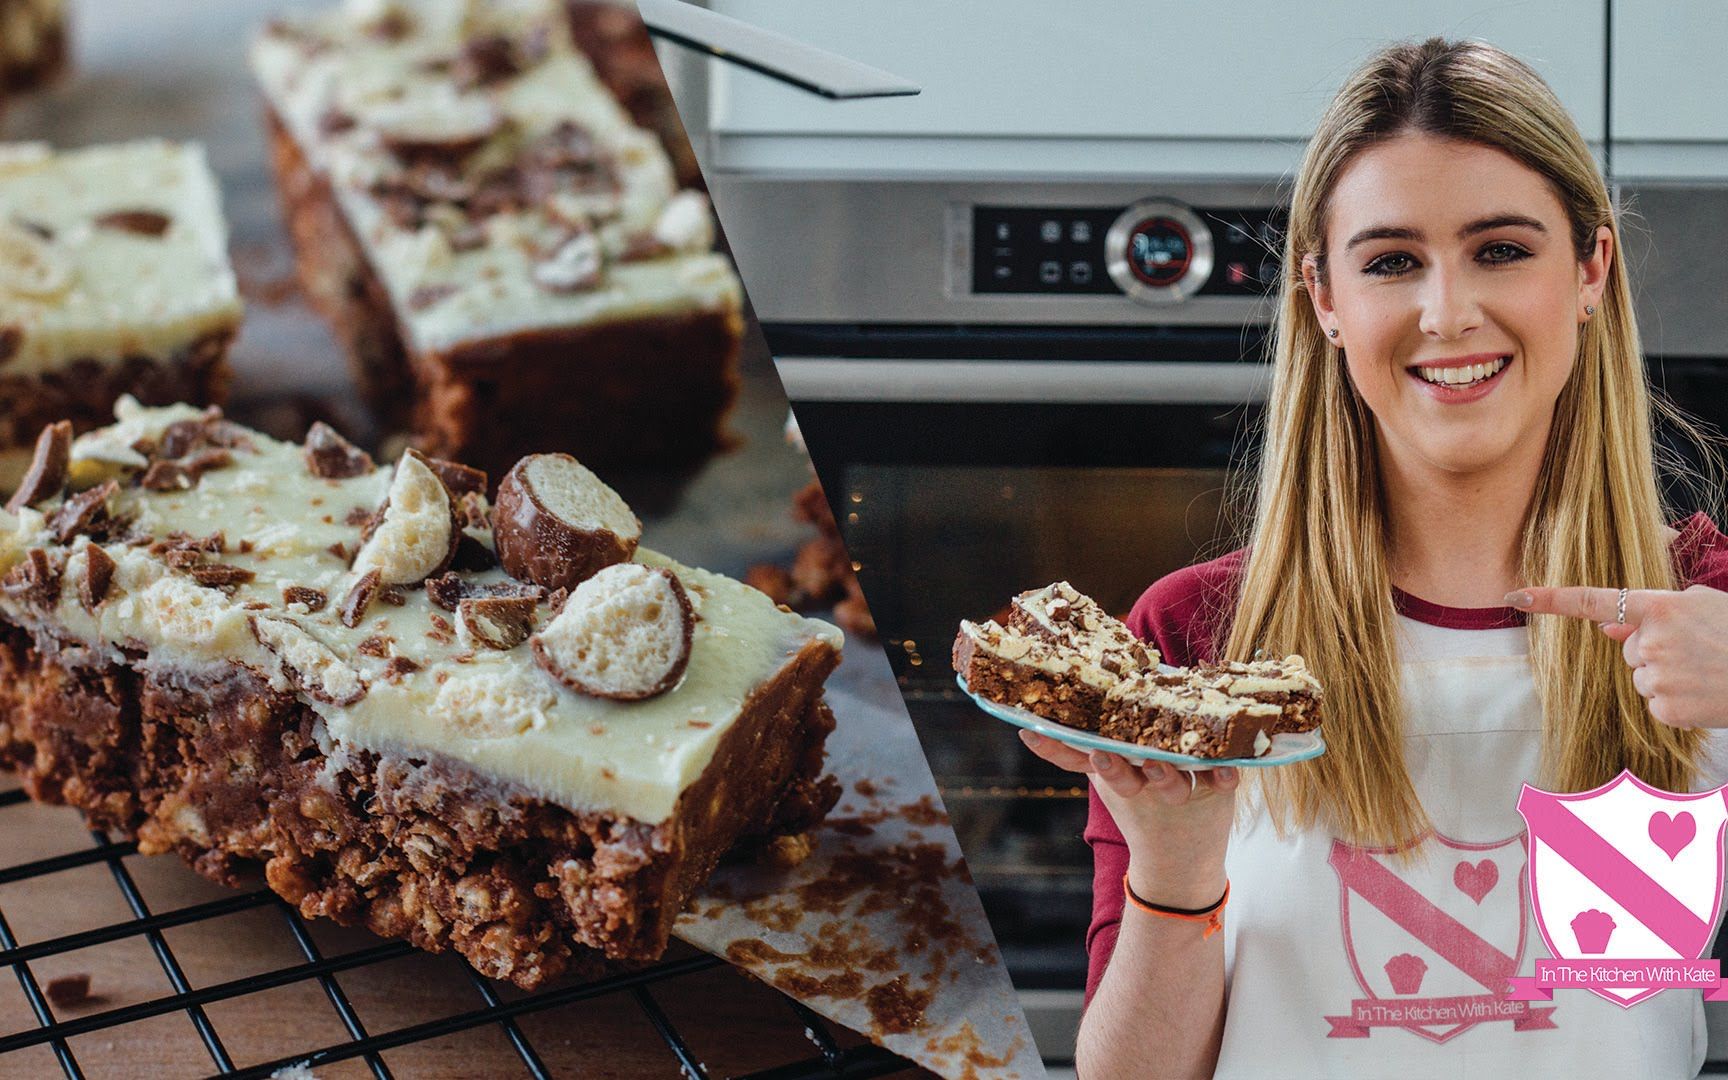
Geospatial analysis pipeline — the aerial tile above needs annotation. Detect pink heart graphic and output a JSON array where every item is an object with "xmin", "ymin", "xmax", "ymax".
[
  {"xmin": 1649, "ymin": 811, "xmax": 1696, "ymax": 860},
  {"xmin": 1453, "ymin": 859, "xmax": 1498, "ymax": 904}
]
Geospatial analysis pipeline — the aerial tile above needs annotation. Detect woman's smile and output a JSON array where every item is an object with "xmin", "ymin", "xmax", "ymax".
[{"xmin": 1406, "ymin": 351, "xmax": 1513, "ymax": 403}]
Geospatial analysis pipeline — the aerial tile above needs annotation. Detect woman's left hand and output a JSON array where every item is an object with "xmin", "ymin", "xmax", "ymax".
[{"xmin": 1508, "ymin": 585, "xmax": 1728, "ymax": 728}]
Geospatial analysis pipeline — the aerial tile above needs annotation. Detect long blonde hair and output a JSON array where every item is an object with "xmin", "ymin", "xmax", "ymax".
[{"xmin": 1230, "ymin": 37, "xmax": 1707, "ymax": 847}]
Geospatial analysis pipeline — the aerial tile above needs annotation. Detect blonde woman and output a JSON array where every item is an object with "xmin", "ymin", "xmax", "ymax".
[{"xmin": 1022, "ymin": 37, "xmax": 1728, "ymax": 1079}]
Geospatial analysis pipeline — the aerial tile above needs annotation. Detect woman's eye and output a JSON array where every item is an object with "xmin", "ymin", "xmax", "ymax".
[
  {"xmin": 1363, "ymin": 252, "xmax": 1416, "ymax": 277},
  {"xmin": 1479, "ymin": 241, "xmax": 1532, "ymax": 264}
]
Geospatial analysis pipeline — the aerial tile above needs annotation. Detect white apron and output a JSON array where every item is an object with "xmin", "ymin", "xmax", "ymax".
[{"xmin": 1213, "ymin": 617, "xmax": 1722, "ymax": 1080}]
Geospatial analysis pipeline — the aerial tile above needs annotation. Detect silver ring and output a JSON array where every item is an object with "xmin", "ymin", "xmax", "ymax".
[{"xmin": 1617, "ymin": 587, "xmax": 1628, "ymax": 625}]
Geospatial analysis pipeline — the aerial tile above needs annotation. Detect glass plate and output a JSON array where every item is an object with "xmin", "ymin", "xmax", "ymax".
[{"xmin": 958, "ymin": 674, "xmax": 1326, "ymax": 771}]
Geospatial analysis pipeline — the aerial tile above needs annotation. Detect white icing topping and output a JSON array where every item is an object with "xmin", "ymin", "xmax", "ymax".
[
  {"xmin": 0, "ymin": 141, "xmax": 243, "ymax": 374},
  {"xmin": 248, "ymin": 0, "xmax": 739, "ymax": 355}
]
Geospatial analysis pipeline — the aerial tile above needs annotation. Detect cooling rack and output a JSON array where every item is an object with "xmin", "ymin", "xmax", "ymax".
[{"xmin": 0, "ymin": 788, "xmax": 916, "ymax": 1079}]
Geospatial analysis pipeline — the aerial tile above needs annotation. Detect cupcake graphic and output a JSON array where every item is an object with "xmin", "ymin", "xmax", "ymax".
[
  {"xmin": 1384, "ymin": 952, "xmax": 1428, "ymax": 995},
  {"xmin": 1571, "ymin": 908, "xmax": 1617, "ymax": 954}
]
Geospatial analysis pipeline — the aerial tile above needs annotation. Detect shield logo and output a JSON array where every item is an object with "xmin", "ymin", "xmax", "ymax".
[
  {"xmin": 1328, "ymin": 832, "xmax": 1529, "ymax": 1043},
  {"xmin": 1518, "ymin": 770, "xmax": 1728, "ymax": 1007}
]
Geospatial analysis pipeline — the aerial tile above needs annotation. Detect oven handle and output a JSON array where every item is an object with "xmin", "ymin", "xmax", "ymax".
[{"xmin": 772, "ymin": 358, "xmax": 1271, "ymax": 404}]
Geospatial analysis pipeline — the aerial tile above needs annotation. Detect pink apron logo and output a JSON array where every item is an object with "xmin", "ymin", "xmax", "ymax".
[
  {"xmin": 1324, "ymin": 832, "xmax": 1557, "ymax": 1041},
  {"xmin": 1513, "ymin": 771, "xmax": 1728, "ymax": 1007}
]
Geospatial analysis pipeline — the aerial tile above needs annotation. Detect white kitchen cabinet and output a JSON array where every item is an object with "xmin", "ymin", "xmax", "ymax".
[
  {"xmin": 1610, "ymin": 0, "xmax": 1728, "ymax": 178},
  {"xmin": 706, "ymin": 0, "xmax": 1605, "ymax": 176}
]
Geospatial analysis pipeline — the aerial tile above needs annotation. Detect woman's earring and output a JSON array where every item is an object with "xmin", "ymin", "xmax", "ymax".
[
  {"xmin": 1327, "ymin": 327, "xmax": 1340, "ymax": 339},
  {"xmin": 1584, "ymin": 305, "xmax": 1595, "ymax": 316}
]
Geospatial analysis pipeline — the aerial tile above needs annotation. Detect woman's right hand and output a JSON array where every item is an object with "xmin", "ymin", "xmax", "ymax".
[{"xmin": 1020, "ymin": 730, "xmax": 1237, "ymax": 909}]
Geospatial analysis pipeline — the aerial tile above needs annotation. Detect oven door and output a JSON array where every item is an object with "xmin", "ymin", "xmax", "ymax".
[{"xmin": 778, "ymin": 333, "xmax": 1268, "ymax": 1056}]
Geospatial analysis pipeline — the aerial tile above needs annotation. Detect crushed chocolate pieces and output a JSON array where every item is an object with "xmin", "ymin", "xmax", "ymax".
[
  {"xmin": 425, "ymin": 572, "xmax": 541, "ymax": 612},
  {"xmin": 6, "ymin": 419, "xmax": 72, "ymax": 513},
  {"xmin": 79, "ymin": 544, "xmax": 115, "ymax": 612},
  {"xmin": 530, "ymin": 229, "xmax": 603, "ymax": 294},
  {"xmin": 327, "ymin": 541, "xmax": 350, "ymax": 562},
  {"xmin": 2, "ymin": 548, "xmax": 63, "ymax": 609},
  {"xmin": 618, "ymin": 231, "xmax": 672, "ymax": 263},
  {"xmin": 458, "ymin": 596, "xmax": 536, "ymax": 650},
  {"xmin": 149, "ymin": 531, "xmax": 225, "ymax": 555},
  {"xmin": 157, "ymin": 409, "xmax": 253, "ymax": 459},
  {"xmin": 0, "ymin": 325, "xmax": 21, "ymax": 364},
  {"xmin": 340, "ymin": 568, "xmax": 382, "ymax": 628},
  {"xmin": 451, "ymin": 532, "xmax": 498, "ymax": 572},
  {"xmin": 365, "ymin": 8, "xmax": 414, "ymax": 42},
  {"xmin": 384, "ymin": 655, "xmax": 421, "ymax": 681},
  {"xmin": 407, "ymin": 283, "xmax": 458, "ymax": 311},
  {"xmin": 138, "ymin": 445, "xmax": 237, "ymax": 490},
  {"xmin": 407, "ymin": 449, "xmax": 487, "ymax": 499},
  {"xmin": 344, "ymin": 505, "xmax": 376, "ymax": 527},
  {"xmin": 318, "ymin": 106, "xmax": 357, "ymax": 136},
  {"xmin": 94, "ymin": 210, "xmax": 172, "ymax": 237},
  {"xmin": 356, "ymin": 635, "xmax": 392, "ymax": 658},
  {"xmin": 47, "ymin": 480, "xmax": 119, "ymax": 544},
  {"xmin": 43, "ymin": 973, "xmax": 91, "ymax": 1008},
  {"xmin": 379, "ymin": 587, "xmax": 407, "ymax": 606},
  {"xmin": 303, "ymin": 421, "xmax": 374, "ymax": 479},
  {"xmin": 188, "ymin": 563, "xmax": 256, "ymax": 594},
  {"xmin": 455, "ymin": 491, "xmax": 489, "ymax": 529},
  {"xmin": 452, "ymin": 33, "xmax": 522, "ymax": 88},
  {"xmin": 283, "ymin": 585, "xmax": 328, "ymax": 612},
  {"xmin": 139, "ymin": 460, "xmax": 192, "ymax": 491}
]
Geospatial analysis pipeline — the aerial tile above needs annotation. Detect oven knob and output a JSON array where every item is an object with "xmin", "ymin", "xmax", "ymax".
[{"xmin": 1105, "ymin": 200, "xmax": 1214, "ymax": 304}]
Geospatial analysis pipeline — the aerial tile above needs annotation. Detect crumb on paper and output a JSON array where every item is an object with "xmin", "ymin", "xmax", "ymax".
[
  {"xmin": 270, "ymin": 1062, "xmax": 319, "ymax": 1080},
  {"xmin": 44, "ymin": 973, "xmax": 90, "ymax": 1008}
]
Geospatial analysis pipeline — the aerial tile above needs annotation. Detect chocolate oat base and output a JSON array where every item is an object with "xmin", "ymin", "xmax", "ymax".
[
  {"xmin": 1096, "ymin": 700, "xmax": 1263, "ymax": 760},
  {"xmin": 952, "ymin": 628, "xmax": 1106, "ymax": 731},
  {"xmin": 266, "ymin": 110, "xmax": 742, "ymax": 479},
  {"xmin": 0, "ymin": 620, "xmax": 842, "ymax": 989},
  {"xmin": 0, "ymin": 331, "xmax": 233, "ymax": 460}
]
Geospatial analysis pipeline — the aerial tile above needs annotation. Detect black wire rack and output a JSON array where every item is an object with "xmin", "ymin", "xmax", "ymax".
[{"xmin": 0, "ymin": 788, "xmax": 917, "ymax": 1079}]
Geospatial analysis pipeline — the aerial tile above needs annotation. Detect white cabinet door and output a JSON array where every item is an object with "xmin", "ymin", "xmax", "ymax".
[
  {"xmin": 707, "ymin": 0, "xmax": 1604, "ymax": 174},
  {"xmin": 1610, "ymin": 1, "xmax": 1728, "ymax": 177}
]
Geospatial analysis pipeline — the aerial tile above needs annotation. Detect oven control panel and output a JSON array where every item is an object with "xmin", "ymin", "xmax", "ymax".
[{"xmin": 970, "ymin": 201, "xmax": 1285, "ymax": 304}]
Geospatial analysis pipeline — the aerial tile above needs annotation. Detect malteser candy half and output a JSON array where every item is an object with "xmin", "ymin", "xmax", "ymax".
[
  {"xmin": 348, "ymin": 452, "xmax": 459, "ymax": 586},
  {"xmin": 7, "ymin": 420, "xmax": 72, "ymax": 513},
  {"xmin": 494, "ymin": 453, "xmax": 640, "ymax": 592},
  {"xmin": 531, "ymin": 564, "xmax": 694, "ymax": 701}
]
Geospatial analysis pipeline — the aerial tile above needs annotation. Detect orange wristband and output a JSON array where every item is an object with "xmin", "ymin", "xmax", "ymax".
[{"xmin": 1123, "ymin": 876, "xmax": 1229, "ymax": 940}]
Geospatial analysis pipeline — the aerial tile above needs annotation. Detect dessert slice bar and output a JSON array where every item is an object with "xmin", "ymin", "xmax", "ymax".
[
  {"xmin": 0, "ymin": 141, "xmax": 240, "ymax": 489},
  {"xmin": 0, "ymin": 0, "xmax": 65, "ymax": 97},
  {"xmin": 1184, "ymin": 655, "xmax": 1323, "ymax": 734},
  {"xmin": 251, "ymin": 0, "xmax": 743, "ymax": 479},
  {"xmin": 1008, "ymin": 580, "xmax": 1159, "ymax": 676},
  {"xmin": 1099, "ymin": 676, "xmax": 1280, "ymax": 760},
  {"xmin": 0, "ymin": 398, "xmax": 842, "ymax": 988},
  {"xmin": 952, "ymin": 618, "xmax": 1115, "ymax": 731},
  {"xmin": 564, "ymin": 0, "xmax": 703, "ymax": 190}
]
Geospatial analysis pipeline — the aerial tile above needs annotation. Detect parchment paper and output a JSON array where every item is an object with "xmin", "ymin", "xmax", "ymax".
[{"xmin": 678, "ymin": 639, "xmax": 1044, "ymax": 1080}]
